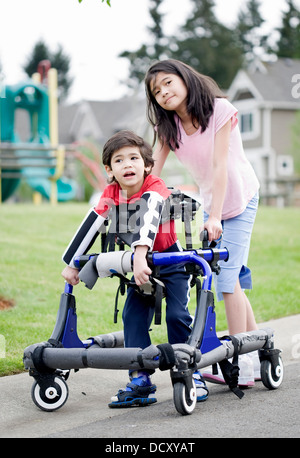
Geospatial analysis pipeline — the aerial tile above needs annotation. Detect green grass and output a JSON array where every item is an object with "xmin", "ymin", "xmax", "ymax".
[{"xmin": 0, "ymin": 203, "xmax": 299, "ymax": 376}]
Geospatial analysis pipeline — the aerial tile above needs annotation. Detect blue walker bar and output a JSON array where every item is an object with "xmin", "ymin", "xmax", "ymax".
[
  {"xmin": 73, "ymin": 247, "xmax": 229, "ymax": 292},
  {"xmin": 151, "ymin": 248, "xmax": 229, "ymax": 290}
]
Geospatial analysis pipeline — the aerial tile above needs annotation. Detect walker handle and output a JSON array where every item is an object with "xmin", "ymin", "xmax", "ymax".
[
  {"xmin": 200, "ymin": 229, "xmax": 209, "ymax": 242},
  {"xmin": 200, "ymin": 229, "xmax": 210, "ymax": 249}
]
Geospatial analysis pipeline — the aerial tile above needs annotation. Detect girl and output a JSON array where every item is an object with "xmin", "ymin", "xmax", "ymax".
[{"xmin": 145, "ymin": 59, "xmax": 260, "ymax": 386}]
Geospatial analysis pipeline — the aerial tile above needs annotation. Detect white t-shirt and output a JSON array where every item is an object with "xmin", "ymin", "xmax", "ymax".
[{"xmin": 174, "ymin": 98, "xmax": 260, "ymax": 219}]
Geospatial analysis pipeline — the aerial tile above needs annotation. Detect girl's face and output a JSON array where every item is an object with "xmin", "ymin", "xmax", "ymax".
[
  {"xmin": 150, "ymin": 72, "xmax": 188, "ymax": 114},
  {"xmin": 104, "ymin": 146, "xmax": 151, "ymax": 198}
]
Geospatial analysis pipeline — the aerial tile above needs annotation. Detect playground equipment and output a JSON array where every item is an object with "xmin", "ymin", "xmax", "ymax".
[
  {"xmin": 0, "ymin": 62, "xmax": 77, "ymax": 203},
  {"xmin": 23, "ymin": 191, "xmax": 283, "ymax": 415}
]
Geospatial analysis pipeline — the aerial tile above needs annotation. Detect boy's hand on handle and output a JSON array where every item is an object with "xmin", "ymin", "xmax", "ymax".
[
  {"xmin": 203, "ymin": 215, "xmax": 222, "ymax": 242},
  {"xmin": 133, "ymin": 245, "xmax": 152, "ymax": 286},
  {"xmin": 62, "ymin": 265, "xmax": 80, "ymax": 286}
]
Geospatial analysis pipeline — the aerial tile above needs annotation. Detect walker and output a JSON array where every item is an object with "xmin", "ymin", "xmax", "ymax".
[{"xmin": 23, "ymin": 191, "xmax": 283, "ymax": 415}]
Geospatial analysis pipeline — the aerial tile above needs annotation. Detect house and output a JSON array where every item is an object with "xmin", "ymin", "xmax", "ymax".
[
  {"xmin": 227, "ymin": 58, "xmax": 300, "ymax": 206},
  {"xmin": 53, "ymin": 58, "xmax": 299, "ymax": 204},
  {"xmin": 57, "ymin": 94, "xmax": 194, "ymax": 191},
  {"xmin": 58, "ymin": 94, "xmax": 150, "ymax": 145},
  {"xmin": 58, "ymin": 58, "xmax": 300, "ymax": 205}
]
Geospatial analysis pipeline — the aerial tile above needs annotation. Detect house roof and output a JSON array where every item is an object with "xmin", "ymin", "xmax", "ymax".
[
  {"xmin": 58, "ymin": 103, "xmax": 78, "ymax": 143},
  {"xmin": 58, "ymin": 95, "xmax": 148, "ymax": 144},
  {"xmin": 249, "ymin": 58, "xmax": 300, "ymax": 103},
  {"xmin": 229, "ymin": 58, "xmax": 300, "ymax": 107}
]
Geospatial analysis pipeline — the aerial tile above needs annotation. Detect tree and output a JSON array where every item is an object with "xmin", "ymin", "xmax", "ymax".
[
  {"xmin": 170, "ymin": 0, "xmax": 243, "ymax": 89},
  {"xmin": 234, "ymin": 0, "xmax": 269, "ymax": 63},
  {"xmin": 274, "ymin": 0, "xmax": 300, "ymax": 58},
  {"xmin": 78, "ymin": 0, "xmax": 111, "ymax": 4},
  {"xmin": 23, "ymin": 40, "xmax": 73, "ymax": 101},
  {"xmin": 120, "ymin": 0, "xmax": 243, "ymax": 91},
  {"xmin": 119, "ymin": 0, "xmax": 167, "ymax": 88},
  {"xmin": 51, "ymin": 45, "xmax": 73, "ymax": 101}
]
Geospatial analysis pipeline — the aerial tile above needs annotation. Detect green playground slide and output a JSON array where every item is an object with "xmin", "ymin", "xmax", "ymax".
[{"xmin": 1, "ymin": 81, "xmax": 77, "ymax": 202}]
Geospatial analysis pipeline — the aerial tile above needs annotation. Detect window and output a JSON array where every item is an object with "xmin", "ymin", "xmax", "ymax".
[{"xmin": 240, "ymin": 113, "xmax": 253, "ymax": 134}]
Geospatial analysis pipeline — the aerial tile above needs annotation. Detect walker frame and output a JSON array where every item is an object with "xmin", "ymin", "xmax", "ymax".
[{"xmin": 23, "ymin": 192, "xmax": 283, "ymax": 415}]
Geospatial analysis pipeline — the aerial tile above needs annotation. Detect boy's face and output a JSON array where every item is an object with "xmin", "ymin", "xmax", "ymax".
[{"xmin": 104, "ymin": 146, "xmax": 151, "ymax": 198}]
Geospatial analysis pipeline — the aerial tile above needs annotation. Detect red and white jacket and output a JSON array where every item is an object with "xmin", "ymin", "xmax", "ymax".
[{"xmin": 63, "ymin": 175, "xmax": 177, "ymax": 267}]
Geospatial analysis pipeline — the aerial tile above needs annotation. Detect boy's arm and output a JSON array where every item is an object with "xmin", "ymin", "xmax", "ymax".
[
  {"xmin": 133, "ymin": 245, "xmax": 152, "ymax": 286},
  {"xmin": 61, "ymin": 265, "xmax": 80, "ymax": 286},
  {"xmin": 62, "ymin": 207, "xmax": 107, "ymax": 268},
  {"xmin": 131, "ymin": 191, "xmax": 165, "ymax": 251},
  {"xmin": 131, "ymin": 189, "xmax": 166, "ymax": 285}
]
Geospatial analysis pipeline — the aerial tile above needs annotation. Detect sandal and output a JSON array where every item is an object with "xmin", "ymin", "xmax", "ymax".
[
  {"xmin": 193, "ymin": 371, "xmax": 209, "ymax": 402},
  {"xmin": 109, "ymin": 371, "xmax": 157, "ymax": 408},
  {"xmin": 109, "ymin": 381, "xmax": 157, "ymax": 408}
]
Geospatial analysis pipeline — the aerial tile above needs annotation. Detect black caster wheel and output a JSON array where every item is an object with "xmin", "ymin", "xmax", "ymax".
[
  {"xmin": 31, "ymin": 374, "xmax": 69, "ymax": 412},
  {"xmin": 261, "ymin": 355, "xmax": 284, "ymax": 390},
  {"xmin": 173, "ymin": 379, "xmax": 197, "ymax": 415}
]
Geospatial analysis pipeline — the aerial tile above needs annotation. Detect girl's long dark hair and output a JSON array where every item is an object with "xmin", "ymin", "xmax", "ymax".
[{"xmin": 145, "ymin": 59, "xmax": 225, "ymax": 150}]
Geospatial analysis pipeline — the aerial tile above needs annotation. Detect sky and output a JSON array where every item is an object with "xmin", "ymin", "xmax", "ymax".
[{"xmin": 0, "ymin": 0, "xmax": 299, "ymax": 104}]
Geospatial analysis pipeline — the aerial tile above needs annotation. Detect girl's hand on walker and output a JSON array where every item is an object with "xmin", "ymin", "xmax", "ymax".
[
  {"xmin": 62, "ymin": 265, "xmax": 80, "ymax": 286},
  {"xmin": 204, "ymin": 216, "xmax": 223, "ymax": 242}
]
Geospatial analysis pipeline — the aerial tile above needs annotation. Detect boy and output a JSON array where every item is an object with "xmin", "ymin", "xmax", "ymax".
[{"xmin": 62, "ymin": 130, "xmax": 208, "ymax": 407}]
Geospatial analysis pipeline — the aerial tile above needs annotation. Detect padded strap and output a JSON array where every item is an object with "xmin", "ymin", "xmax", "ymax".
[
  {"xmin": 157, "ymin": 343, "xmax": 176, "ymax": 371},
  {"xmin": 31, "ymin": 343, "xmax": 54, "ymax": 374},
  {"xmin": 114, "ymin": 278, "xmax": 127, "ymax": 324},
  {"xmin": 154, "ymin": 282, "xmax": 164, "ymax": 325},
  {"xmin": 78, "ymin": 256, "xmax": 98, "ymax": 289},
  {"xmin": 218, "ymin": 335, "xmax": 244, "ymax": 399}
]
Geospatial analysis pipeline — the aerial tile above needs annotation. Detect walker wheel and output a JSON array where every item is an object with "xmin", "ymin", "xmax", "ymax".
[
  {"xmin": 173, "ymin": 379, "xmax": 197, "ymax": 415},
  {"xmin": 31, "ymin": 375, "xmax": 69, "ymax": 412},
  {"xmin": 260, "ymin": 355, "xmax": 284, "ymax": 390}
]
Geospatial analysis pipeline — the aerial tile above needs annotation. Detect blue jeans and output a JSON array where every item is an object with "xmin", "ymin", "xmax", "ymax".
[
  {"xmin": 123, "ymin": 243, "xmax": 193, "ymax": 349},
  {"xmin": 204, "ymin": 193, "xmax": 259, "ymax": 301}
]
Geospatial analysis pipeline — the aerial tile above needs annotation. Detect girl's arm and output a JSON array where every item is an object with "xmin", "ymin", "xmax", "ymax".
[
  {"xmin": 152, "ymin": 140, "xmax": 170, "ymax": 177},
  {"xmin": 204, "ymin": 119, "xmax": 231, "ymax": 241}
]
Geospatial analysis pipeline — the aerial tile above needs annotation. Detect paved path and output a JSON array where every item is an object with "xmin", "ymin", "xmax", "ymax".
[{"xmin": 0, "ymin": 315, "xmax": 299, "ymax": 439}]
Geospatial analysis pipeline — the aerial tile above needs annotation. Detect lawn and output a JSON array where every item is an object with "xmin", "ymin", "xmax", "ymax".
[{"xmin": 0, "ymin": 202, "xmax": 299, "ymax": 376}]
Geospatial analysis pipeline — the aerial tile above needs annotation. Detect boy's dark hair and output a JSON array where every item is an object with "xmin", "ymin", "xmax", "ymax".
[
  {"xmin": 145, "ymin": 59, "xmax": 225, "ymax": 150},
  {"xmin": 103, "ymin": 130, "xmax": 154, "ymax": 183}
]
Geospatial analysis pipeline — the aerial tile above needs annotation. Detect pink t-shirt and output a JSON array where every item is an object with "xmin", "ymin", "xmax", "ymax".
[{"xmin": 174, "ymin": 98, "xmax": 260, "ymax": 219}]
